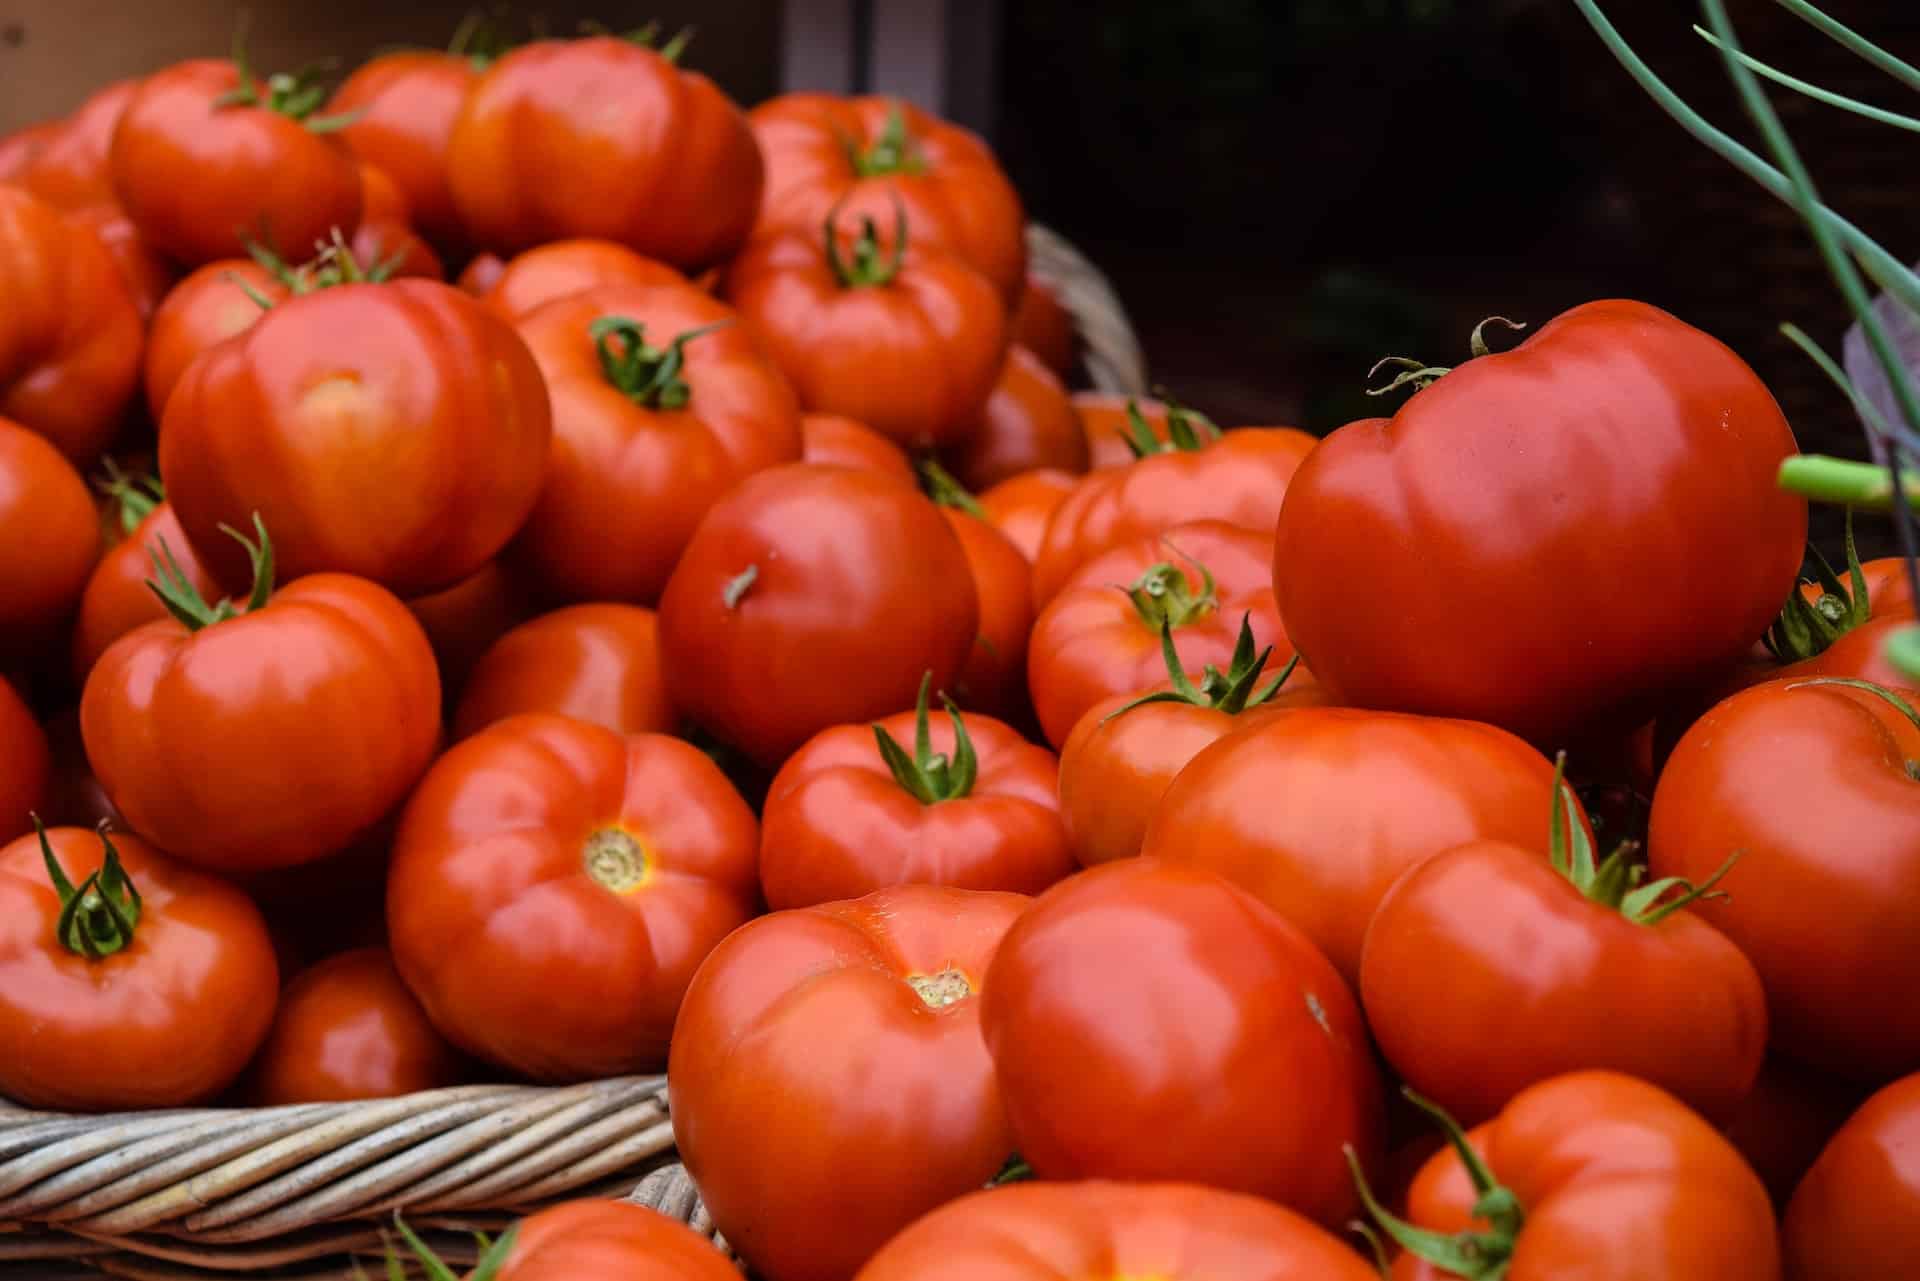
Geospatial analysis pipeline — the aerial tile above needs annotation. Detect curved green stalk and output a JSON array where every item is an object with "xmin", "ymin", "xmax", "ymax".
[{"xmin": 1691, "ymin": 26, "xmax": 1920, "ymax": 134}]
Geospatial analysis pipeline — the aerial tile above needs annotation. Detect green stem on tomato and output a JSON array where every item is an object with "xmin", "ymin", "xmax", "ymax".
[
  {"xmin": 36, "ymin": 818, "xmax": 143, "ymax": 960},
  {"xmin": 850, "ymin": 102, "xmax": 925, "ymax": 177},
  {"xmin": 824, "ymin": 193, "xmax": 909, "ymax": 289},
  {"xmin": 1346, "ymin": 1090, "xmax": 1523, "ymax": 1281},
  {"xmin": 872, "ymin": 672, "xmax": 978, "ymax": 804},
  {"xmin": 144, "ymin": 513, "xmax": 273, "ymax": 632},
  {"xmin": 590, "ymin": 316, "xmax": 728, "ymax": 410},
  {"xmin": 1124, "ymin": 560, "xmax": 1216, "ymax": 631},
  {"xmin": 1103, "ymin": 613, "xmax": 1299, "ymax": 724},
  {"xmin": 917, "ymin": 458, "xmax": 987, "ymax": 520}
]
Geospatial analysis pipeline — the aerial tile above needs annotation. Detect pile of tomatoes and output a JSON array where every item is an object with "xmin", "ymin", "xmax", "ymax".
[{"xmin": 2, "ymin": 21, "xmax": 1916, "ymax": 1281}]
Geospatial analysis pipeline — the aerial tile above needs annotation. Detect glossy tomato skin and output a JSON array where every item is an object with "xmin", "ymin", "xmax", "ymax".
[
  {"xmin": 1075, "ymin": 393, "xmax": 1173, "ymax": 469},
  {"xmin": 669, "ymin": 885, "xmax": 1026, "ymax": 1281},
  {"xmin": 483, "ymin": 238, "xmax": 687, "ymax": 319},
  {"xmin": 349, "ymin": 164, "xmax": 444, "ymax": 282},
  {"xmin": 403, "ymin": 561, "xmax": 532, "ymax": 712},
  {"xmin": 453, "ymin": 604, "xmax": 674, "ymax": 741},
  {"xmin": 1141, "ymin": 706, "xmax": 1574, "ymax": 986},
  {"xmin": 853, "ymin": 1181, "xmax": 1380, "ymax": 1281},
  {"xmin": 799, "ymin": 412, "xmax": 915, "ymax": 485},
  {"xmin": 944, "ymin": 509, "xmax": 1035, "ymax": 721},
  {"xmin": 250, "ymin": 946, "xmax": 461, "ymax": 1104},
  {"xmin": 508, "ymin": 283, "xmax": 801, "ymax": 604},
  {"xmin": 390, "ymin": 716, "xmax": 759, "ymax": 1080},
  {"xmin": 1724, "ymin": 1057, "xmax": 1874, "ymax": 1211},
  {"xmin": 0, "ymin": 186, "xmax": 142, "ymax": 462},
  {"xmin": 1360, "ymin": 838, "xmax": 1767, "ymax": 1127},
  {"xmin": 329, "ymin": 51, "xmax": 476, "ymax": 252},
  {"xmin": 1395, "ymin": 1071, "xmax": 1779, "ymax": 1281},
  {"xmin": 494, "ymin": 1200, "xmax": 742, "ymax": 1281},
  {"xmin": 69, "ymin": 202, "xmax": 177, "ymax": 319},
  {"xmin": 1649, "ymin": 677, "xmax": 1920, "ymax": 1081},
  {"xmin": 449, "ymin": 38, "xmax": 761, "ymax": 269},
  {"xmin": 1009, "ymin": 271, "xmax": 1076, "ymax": 381},
  {"xmin": 70, "ymin": 501, "xmax": 219, "ymax": 683},
  {"xmin": 1276, "ymin": 300, "xmax": 1806, "ymax": 748},
  {"xmin": 978, "ymin": 467, "xmax": 1076, "ymax": 561},
  {"xmin": 983, "ymin": 859, "xmax": 1384, "ymax": 1226},
  {"xmin": 1782, "ymin": 1072, "xmax": 1920, "ymax": 1279},
  {"xmin": 945, "ymin": 344, "xmax": 1087, "ymax": 491},
  {"xmin": 751, "ymin": 94, "xmax": 1025, "ymax": 301},
  {"xmin": 0, "ymin": 418, "xmax": 100, "ymax": 664},
  {"xmin": 142, "ymin": 258, "xmax": 286, "ymax": 421},
  {"xmin": 109, "ymin": 59, "xmax": 362, "ymax": 266},
  {"xmin": 0, "ymin": 678, "xmax": 49, "ymax": 842},
  {"xmin": 82, "ymin": 572, "xmax": 441, "ymax": 872},
  {"xmin": 17, "ymin": 80, "xmax": 138, "ymax": 211},
  {"xmin": 659, "ymin": 464, "xmax": 980, "ymax": 768},
  {"xmin": 161, "ymin": 280, "xmax": 552, "ymax": 596},
  {"xmin": 0, "ymin": 826, "xmax": 279, "ymax": 1110}
]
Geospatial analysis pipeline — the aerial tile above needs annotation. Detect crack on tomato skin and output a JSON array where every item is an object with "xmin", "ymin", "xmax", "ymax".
[
  {"xmin": 582, "ymin": 827, "xmax": 648, "ymax": 893},
  {"xmin": 906, "ymin": 966, "xmax": 972, "ymax": 1008}
]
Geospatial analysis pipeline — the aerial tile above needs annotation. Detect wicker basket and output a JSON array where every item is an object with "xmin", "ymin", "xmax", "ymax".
[{"xmin": 0, "ymin": 224, "xmax": 1143, "ymax": 1281}]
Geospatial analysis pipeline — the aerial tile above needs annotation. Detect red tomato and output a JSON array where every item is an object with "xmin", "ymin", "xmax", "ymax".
[
  {"xmin": 389, "ymin": 716, "xmax": 759, "ymax": 1079},
  {"xmin": 488, "ymin": 1200, "xmax": 743, "ymax": 1281},
  {"xmin": 0, "ymin": 678, "xmax": 49, "ymax": 842},
  {"xmin": 1074, "ymin": 392, "xmax": 1175, "ymax": 468},
  {"xmin": 0, "ymin": 417, "xmax": 100, "ymax": 665},
  {"xmin": 70, "ymin": 500, "xmax": 220, "ymax": 683},
  {"xmin": 1783, "ymin": 1071, "xmax": 1920, "ymax": 1279},
  {"xmin": 1649, "ymin": 677, "xmax": 1920, "ymax": 1081},
  {"xmin": 17, "ymin": 80, "xmax": 138, "ymax": 211},
  {"xmin": 142, "ymin": 258, "xmax": 286, "ymax": 420},
  {"xmin": 1723, "ymin": 1056, "xmax": 1872, "ymax": 1210},
  {"xmin": 483, "ymin": 238, "xmax": 687, "ymax": 319},
  {"xmin": 161, "ymin": 279, "xmax": 552, "ymax": 596},
  {"xmin": 508, "ymin": 283, "xmax": 801, "ymax": 604},
  {"xmin": 1009, "ymin": 271, "xmax": 1076, "ymax": 382},
  {"xmin": 1378, "ymin": 1071, "xmax": 1778, "ymax": 1280},
  {"xmin": 982, "ymin": 858, "xmax": 1384, "ymax": 1227},
  {"xmin": 81, "ymin": 524, "xmax": 441, "ymax": 872},
  {"xmin": 109, "ymin": 58, "xmax": 362, "ymax": 266},
  {"xmin": 449, "ymin": 38, "xmax": 761, "ymax": 269},
  {"xmin": 1275, "ymin": 301, "xmax": 1806, "ymax": 748},
  {"xmin": 0, "ymin": 823, "xmax": 278, "ymax": 1109},
  {"xmin": 329, "ymin": 50, "xmax": 480, "ymax": 252},
  {"xmin": 854, "ymin": 1181, "xmax": 1380, "ymax": 1281},
  {"xmin": 1141, "ymin": 706, "xmax": 1576, "ymax": 986},
  {"xmin": 659, "ymin": 464, "xmax": 980, "ymax": 767},
  {"xmin": 799, "ymin": 412, "xmax": 916, "ymax": 485},
  {"xmin": 726, "ymin": 209, "xmax": 1007, "ymax": 450},
  {"xmin": 403, "ymin": 561, "xmax": 533, "ymax": 711},
  {"xmin": 349, "ymin": 163, "xmax": 444, "ymax": 281},
  {"xmin": 943, "ymin": 507, "xmax": 1035, "ymax": 722},
  {"xmin": 751, "ymin": 94, "xmax": 1025, "ymax": 301},
  {"xmin": 458, "ymin": 251, "xmax": 506, "ymax": 295},
  {"xmin": 454, "ymin": 603, "xmax": 674, "ymax": 741},
  {"xmin": 250, "ymin": 946, "xmax": 461, "ymax": 1104},
  {"xmin": 0, "ymin": 186, "xmax": 142, "ymax": 462},
  {"xmin": 0, "ymin": 121, "xmax": 58, "ymax": 182},
  {"xmin": 944, "ymin": 344, "xmax": 1087, "ymax": 491},
  {"xmin": 68, "ymin": 202, "xmax": 177, "ymax": 318},
  {"xmin": 669, "ymin": 885, "xmax": 1027, "ymax": 1281},
  {"xmin": 978, "ymin": 467, "xmax": 1076, "ymax": 561},
  {"xmin": 1028, "ymin": 520, "xmax": 1289, "ymax": 748}
]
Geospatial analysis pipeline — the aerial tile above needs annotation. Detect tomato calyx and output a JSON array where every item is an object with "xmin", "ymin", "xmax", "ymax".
[
  {"xmin": 582, "ymin": 828, "xmax": 648, "ymax": 893},
  {"xmin": 872, "ymin": 672, "xmax": 979, "ymax": 804},
  {"xmin": 590, "ymin": 316, "xmax": 729, "ymax": 410},
  {"xmin": 990, "ymin": 1154, "xmax": 1034, "ymax": 1185},
  {"xmin": 850, "ymin": 102, "xmax": 926, "ymax": 177},
  {"xmin": 1125, "ymin": 557, "xmax": 1217, "ymax": 631},
  {"xmin": 906, "ymin": 966, "xmax": 972, "ymax": 1007},
  {"xmin": 95, "ymin": 460, "xmax": 164, "ymax": 538},
  {"xmin": 228, "ymin": 235, "xmax": 402, "ymax": 312},
  {"xmin": 1544, "ymin": 754, "xmax": 1739, "ymax": 926},
  {"xmin": 1348, "ymin": 1089, "xmax": 1524, "ymax": 1281},
  {"xmin": 214, "ymin": 31, "xmax": 362, "ymax": 132},
  {"xmin": 580, "ymin": 18, "xmax": 695, "ymax": 63},
  {"xmin": 146, "ymin": 512, "xmax": 274, "ymax": 632},
  {"xmin": 825, "ymin": 195, "xmax": 909, "ymax": 289},
  {"xmin": 1366, "ymin": 316, "xmax": 1528, "ymax": 398},
  {"xmin": 447, "ymin": 9, "xmax": 519, "ymax": 70},
  {"xmin": 1104, "ymin": 613, "xmax": 1300, "ymax": 724},
  {"xmin": 1764, "ymin": 510, "xmax": 1875, "ymax": 662},
  {"xmin": 35, "ymin": 817, "xmax": 143, "ymax": 961},
  {"xmin": 1119, "ymin": 397, "xmax": 1218, "ymax": 459},
  {"xmin": 378, "ymin": 1211, "xmax": 517, "ymax": 1281},
  {"xmin": 917, "ymin": 457, "xmax": 989, "ymax": 520}
]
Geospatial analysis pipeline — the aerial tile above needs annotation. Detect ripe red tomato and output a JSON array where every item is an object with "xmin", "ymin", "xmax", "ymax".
[
  {"xmin": 68, "ymin": 202, "xmax": 177, "ymax": 318},
  {"xmin": 1075, "ymin": 393, "xmax": 1175, "ymax": 468},
  {"xmin": 799, "ymin": 412, "xmax": 916, "ymax": 485},
  {"xmin": 0, "ymin": 417, "xmax": 100, "ymax": 664},
  {"xmin": 669, "ymin": 885, "xmax": 1027, "ymax": 1281},
  {"xmin": 70, "ymin": 500, "xmax": 219, "ymax": 683},
  {"xmin": 659, "ymin": 464, "xmax": 980, "ymax": 767},
  {"xmin": 1649, "ymin": 677, "xmax": 1920, "ymax": 1082},
  {"xmin": 726, "ymin": 209, "xmax": 1007, "ymax": 450},
  {"xmin": 449, "ymin": 37, "xmax": 761, "ymax": 269},
  {"xmin": 0, "ymin": 121, "xmax": 58, "ymax": 183},
  {"xmin": 329, "ymin": 50, "xmax": 480, "ymax": 253},
  {"xmin": 161, "ymin": 279, "xmax": 551, "ymax": 596},
  {"xmin": 457, "ymin": 251, "xmax": 506, "ymax": 295},
  {"xmin": 390, "ymin": 716, "xmax": 759, "ymax": 1079},
  {"xmin": 454, "ymin": 603, "xmax": 674, "ymax": 741},
  {"xmin": 983, "ymin": 858, "xmax": 1384, "ymax": 1227},
  {"xmin": 142, "ymin": 258, "xmax": 286, "ymax": 420},
  {"xmin": 249, "ymin": 946, "xmax": 461, "ymax": 1104},
  {"xmin": 1783, "ymin": 1071, "xmax": 1920, "ymax": 1279},
  {"xmin": 402, "ymin": 561, "xmax": 532, "ymax": 711},
  {"xmin": 508, "ymin": 282, "xmax": 801, "ymax": 604},
  {"xmin": 0, "ymin": 823, "xmax": 279, "ymax": 1109},
  {"xmin": 0, "ymin": 678, "xmax": 49, "ymax": 842},
  {"xmin": 17, "ymin": 80, "xmax": 138, "ymax": 211},
  {"xmin": 481, "ymin": 238, "xmax": 688, "ymax": 319},
  {"xmin": 1276, "ymin": 301, "xmax": 1806, "ymax": 748},
  {"xmin": 0, "ymin": 185, "xmax": 142, "ymax": 462},
  {"xmin": 1723, "ymin": 1056, "xmax": 1872, "ymax": 1210},
  {"xmin": 109, "ymin": 58, "xmax": 362, "ymax": 266},
  {"xmin": 81, "ymin": 524, "xmax": 441, "ymax": 872},
  {"xmin": 348, "ymin": 163, "xmax": 444, "ymax": 282},
  {"xmin": 978, "ymin": 467, "xmax": 1076, "ymax": 561},
  {"xmin": 488, "ymin": 1200, "xmax": 743, "ymax": 1281},
  {"xmin": 751, "ymin": 94, "xmax": 1026, "ymax": 301},
  {"xmin": 854, "ymin": 1181, "xmax": 1381, "ymax": 1281},
  {"xmin": 942, "ymin": 506, "xmax": 1036, "ymax": 722},
  {"xmin": 1009, "ymin": 271, "xmax": 1076, "ymax": 382},
  {"xmin": 1141, "ymin": 706, "xmax": 1576, "ymax": 985},
  {"xmin": 945, "ymin": 344, "xmax": 1088, "ymax": 491},
  {"xmin": 1027, "ymin": 520, "xmax": 1289, "ymax": 748}
]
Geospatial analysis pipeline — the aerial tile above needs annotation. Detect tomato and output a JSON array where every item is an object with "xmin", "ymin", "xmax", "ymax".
[
  {"xmin": 69, "ymin": 202, "xmax": 177, "ymax": 319},
  {"xmin": 161, "ymin": 278, "xmax": 551, "ymax": 596},
  {"xmin": 944, "ymin": 506, "xmax": 1035, "ymax": 722},
  {"xmin": 1075, "ymin": 393, "xmax": 1175, "ymax": 469},
  {"xmin": 1373, "ymin": 1071, "xmax": 1778, "ymax": 1280},
  {"xmin": 70, "ymin": 500, "xmax": 219, "ymax": 683},
  {"xmin": 659, "ymin": 463, "xmax": 979, "ymax": 767},
  {"xmin": 1275, "ymin": 302, "xmax": 1806, "ymax": 748},
  {"xmin": 485, "ymin": 1200, "xmax": 743, "ymax": 1281},
  {"xmin": 249, "ymin": 946, "xmax": 461, "ymax": 1104},
  {"xmin": 143, "ymin": 258, "xmax": 286, "ymax": 420},
  {"xmin": 670, "ymin": 885, "xmax": 1025, "ymax": 1281},
  {"xmin": 389, "ymin": 715, "xmax": 758, "ymax": 1079},
  {"xmin": 0, "ymin": 823, "xmax": 278, "ymax": 1110},
  {"xmin": 1360, "ymin": 766, "xmax": 1766, "ymax": 1127},
  {"xmin": 508, "ymin": 282, "xmax": 801, "ymax": 603},
  {"xmin": 982, "ymin": 858, "xmax": 1383, "ymax": 1226},
  {"xmin": 454, "ymin": 603, "xmax": 674, "ymax": 741},
  {"xmin": 1032, "ymin": 417, "xmax": 1315, "ymax": 607},
  {"xmin": 0, "ymin": 186, "xmax": 142, "ymax": 462},
  {"xmin": 1141, "ymin": 706, "xmax": 1576, "ymax": 985},
  {"xmin": 483, "ymin": 238, "xmax": 688, "ymax": 319},
  {"xmin": 0, "ymin": 417, "xmax": 100, "ymax": 665},
  {"xmin": 1783, "ymin": 1071, "xmax": 1920, "ymax": 1279},
  {"xmin": 81, "ymin": 522, "xmax": 441, "ymax": 872},
  {"xmin": 109, "ymin": 57, "xmax": 362, "ymax": 266},
  {"xmin": 403, "ymin": 561, "xmax": 532, "ymax": 711},
  {"xmin": 0, "ymin": 121, "xmax": 58, "ymax": 182},
  {"xmin": 751, "ymin": 94, "xmax": 1025, "ymax": 301},
  {"xmin": 458, "ymin": 251, "xmax": 506, "ymax": 295},
  {"xmin": 1723, "ymin": 1056, "xmax": 1872, "ymax": 1210},
  {"xmin": 978, "ymin": 467, "xmax": 1076, "ymax": 561},
  {"xmin": 855, "ymin": 1181, "xmax": 1380, "ymax": 1281},
  {"xmin": 0, "ymin": 678, "xmax": 49, "ymax": 842},
  {"xmin": 349, "ymin": 163, "xmax": 444, "ymax": 282},
  {"xmin": 726, "ymin": 208, "xmax": 1007, "ymax": 450},
  {"xmin": 329, "ymin": 49, "xmax": 480, "ymax": 253},
  {"xmin": 449, "ymin": 37, "xmax": 761, "ymax": 269},
  {"xmin": 1028, "ymin": 520, "xmax": 1290, "ymax": 748},
  {"xmin": 1009, "ymin": 270, "xmax": 1076, "ymax": 382},
  {"xmin": 944, "ymin": 344, "xmax": 1087, "ymax": 491},
  {"xmin": 1648, "ymin": 676, "xmax": 1920, "ymax": 1082},
  {"xmin": 800, "ymin": 411, "xmax": 915, "ymax": 485},
  {"xmin": 16, "ymin": 80, "xmax": 137, "ymax": 211}
]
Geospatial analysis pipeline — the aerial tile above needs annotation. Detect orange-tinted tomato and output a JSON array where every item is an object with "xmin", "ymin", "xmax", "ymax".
[
  {"xmin": 978, "ymin": 467, "xmax": 1076, "ymax": 561},
  {"xmin": 1075, "ymin": 393, "xmax": 1174, "ymax": 469},
  {"xmin": 493, "ymin": 1200, "xmax": 742, "ymax": 1281},
  {"xmin": 454, "ymin": 604, "xmax": 675, "ymax": 741}
]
